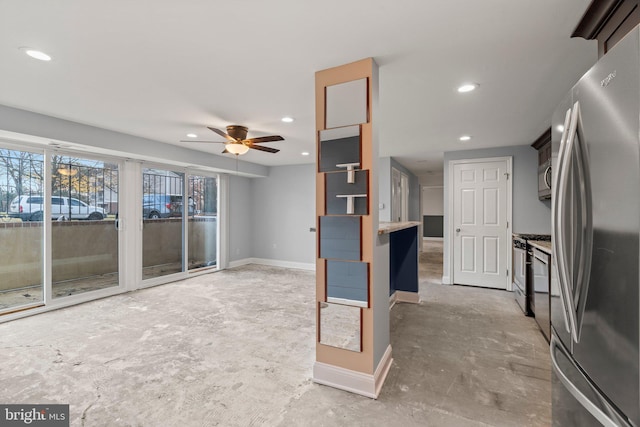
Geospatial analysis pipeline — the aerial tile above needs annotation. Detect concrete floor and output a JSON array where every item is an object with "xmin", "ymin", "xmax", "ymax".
[{"xmin": 0, "ymin": 241, "xmax": 551, "ymax": 426}]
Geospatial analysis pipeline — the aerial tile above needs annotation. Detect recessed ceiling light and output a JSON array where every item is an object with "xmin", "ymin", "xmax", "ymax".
[
  {"xmin": 20, "ymin": 47, "xmax": 52, "ymax": 61},
  {"xmin": 457, "ymin": 83, "xmax": 477, "ymax": 93},
  {"xmin": 281, "ymin": 117, "xmax": 294, "ymax": 123},
  {"xmin": 187, "ymin": 133, "xmax": 198, "ymax": 138},
  {"xmin": 459, "ymin": 135, "xmax": 472, "ymax": 141},
  {"xmin": 556, "ymin": 125, "xmax": 564, "ymax": 133},
  {"xmin": 301, "ymin": 152, "xmax": 310, "ymax": 156}
]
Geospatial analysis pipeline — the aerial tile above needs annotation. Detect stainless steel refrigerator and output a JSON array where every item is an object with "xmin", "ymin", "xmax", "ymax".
[{"xmin": 550, "ymin": 25, "xmax": 640, "ymax": 427}]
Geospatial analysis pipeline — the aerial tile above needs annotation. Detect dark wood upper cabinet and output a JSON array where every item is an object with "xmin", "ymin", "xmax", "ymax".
[
  {"xmin": 572, "ymin": 0, "xmax": 640, "ymax": 57},
  {"xmin": 531, "ymin": 128, "xmax": 552, "ymax": 162}
]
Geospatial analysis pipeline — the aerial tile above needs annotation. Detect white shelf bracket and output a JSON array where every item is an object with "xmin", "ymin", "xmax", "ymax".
[
  {"xmin": 336, "ymin": 194, "xmax": 367, "ymax": 214},
  {"xmin": 335, "ymin": 162, "xmax": 360, "ymax": 184}
]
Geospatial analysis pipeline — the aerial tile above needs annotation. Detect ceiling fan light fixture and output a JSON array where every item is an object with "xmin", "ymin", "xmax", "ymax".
[
  {"xmin": 225, "ymin": 143, "xmax": 250, "ymax": 155},
  {"xmin": 58, "ymin": 166, "xmax": 78, "ymax": 176}
]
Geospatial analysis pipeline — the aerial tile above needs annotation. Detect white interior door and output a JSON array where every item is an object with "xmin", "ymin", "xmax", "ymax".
[{"xmin": 452, "ymin": 159, "xmax": 509, "ymax": 289}]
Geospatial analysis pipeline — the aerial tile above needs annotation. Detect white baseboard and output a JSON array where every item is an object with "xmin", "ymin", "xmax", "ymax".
[
  {"xmin": 394, "ymin": 290, "xmax": 420, "ymax": 304},
  {"xmin": 442, "ymin": 275, "xmax": 452, "ymax": 285},
  {"xmin": 313, "ymin": 345, "xmax": 393, "ymax": 399},
  {"xmin": 228, "ymin": 258, "xmax": 253, "ymax": 268},
  {"xmin": 228, "ymin": 257, "xmax": 315, "ymax": 271},
  {"xmin": 423, "ymin": 237, "xmax": 443, "ymax": 241}
]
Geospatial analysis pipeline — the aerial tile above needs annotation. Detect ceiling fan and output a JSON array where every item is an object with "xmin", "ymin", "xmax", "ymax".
[{"xmin": 182, "ymin": 125, "xmax": 283, "ymax": 155}]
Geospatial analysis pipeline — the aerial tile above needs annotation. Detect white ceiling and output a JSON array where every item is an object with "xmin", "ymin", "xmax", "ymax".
[{"xmin": 0, "ymin": 0, "xmax": 597, "ymax": 176}]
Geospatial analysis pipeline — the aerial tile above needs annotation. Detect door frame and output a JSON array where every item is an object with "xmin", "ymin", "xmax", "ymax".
[
  {"xmin": 446, "ymin": 156, "xmax": 513, "ymax": 290},
  {"xmin": 400, "ymin": 172, "xmax": 409, "ymax": 222}
]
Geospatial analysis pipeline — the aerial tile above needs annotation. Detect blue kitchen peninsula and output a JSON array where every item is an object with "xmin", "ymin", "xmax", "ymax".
[{"xmin": 378, "ymin": 221, "xmax": 421, "ymax": 305}]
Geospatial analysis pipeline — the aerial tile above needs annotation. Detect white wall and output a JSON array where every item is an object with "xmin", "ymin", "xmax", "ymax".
[
  {"xmin": 422, "ymin": 187, "xmax": 443, "ymax": 215},
  {"xmin": 442, "ymin": 145, "xmax": 551, "ymax": 281},
  {"xmin": 250, "ymin": 164, "xmax": 316, "ymax": 265},
  {"xmin": 419, "ymin": 172, "xmax": 444, "ymax": 187}
]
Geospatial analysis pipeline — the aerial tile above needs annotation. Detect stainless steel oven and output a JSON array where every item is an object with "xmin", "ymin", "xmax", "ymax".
[
  {"xmin": 533, "ymin": 248, "xmax": 551, "ymax": 342},
  {"xmin": 512, "ymin": 237, "xmax": 531, "ymax": 315}
]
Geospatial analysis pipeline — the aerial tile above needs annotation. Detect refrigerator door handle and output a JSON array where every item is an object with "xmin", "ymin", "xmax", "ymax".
[
  {"xmin": 552, "ymin": 107, "xmax": 574, "ymax": 335},
  {"xmin": 571, "ymin": 101, "xmax": 594, "ymax": 343},
  {"xmin": 559, "ymin": 102, "xmax": 582, "ymax": 339},
  {"xmin": 550, "ymin": 335, "xmax": 629, "ymax": 427}
]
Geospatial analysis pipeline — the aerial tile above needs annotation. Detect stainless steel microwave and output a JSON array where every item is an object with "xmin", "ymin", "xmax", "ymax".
[{"xmin": 538, "ymin": 159, "xmax": 551, "ymax": 199}]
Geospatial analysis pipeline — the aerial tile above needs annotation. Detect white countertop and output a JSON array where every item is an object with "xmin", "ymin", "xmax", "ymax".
[
  {"xmin": 378, "ymin": 221, "xmax": 421, "ymax": 235},
  {"xmin": 528, "ymin": 240, "xmax": 552, "ymax": 253}
]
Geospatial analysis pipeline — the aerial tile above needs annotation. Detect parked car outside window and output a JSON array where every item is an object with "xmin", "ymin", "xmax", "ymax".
[
  {"xmin": 143, "ymin": 194, "xmax": 194, "ymax": 219},
  {"xmin": 142, "ymin": 194, "xmax": 173, "ymax": 219},
  {"xmin": 8, "ymin": 195, "xmax": 106, "ymax": 221}
]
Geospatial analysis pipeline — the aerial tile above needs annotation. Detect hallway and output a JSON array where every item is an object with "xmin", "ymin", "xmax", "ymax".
[{"xmin": 0, "ymin": 241, "xmax": 550, "ymax": 426}]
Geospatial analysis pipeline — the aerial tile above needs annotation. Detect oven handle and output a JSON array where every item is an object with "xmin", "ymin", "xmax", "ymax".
[{"xmin": 534, "ymin": 251, "xmax": 549, "ymax": 264}]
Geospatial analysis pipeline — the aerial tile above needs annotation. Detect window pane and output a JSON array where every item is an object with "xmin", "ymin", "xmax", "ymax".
[
  {"xmin": 188, "ymin": 175, "xmax": 217, "ymax": 270},
  {"xmin": 0, "ymin": 149, "xmax": 44, "ymax": 311}
]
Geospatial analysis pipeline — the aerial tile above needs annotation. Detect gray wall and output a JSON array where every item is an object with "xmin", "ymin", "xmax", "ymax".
[
  {"xmin": 250, "ymin": 164, "xmax": 316, "ymax": 265},
  {"xmin": 229, "ymin": 175, "xmax": 253, "ymax": 263},
  {"xmin": 0, "ymin": 104, "xmax": 268, "ymax": 177},
  {"xmin": 390, "ymin": 158, "xmax": 421, "ymax": 222},
  {"xmin": 378, "ymin": 157, "xmax": 391, "ymax": 222},
  {"xmin": 378, "ymin": 157, "xmax": 420, "ymax": 222},
  {"xmin": 443, "ymin": 145, "xmax": 551, "ymax": 278}
]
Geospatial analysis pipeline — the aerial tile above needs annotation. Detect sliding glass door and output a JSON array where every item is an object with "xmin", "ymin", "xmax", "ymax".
[
  {"xmin": 0, "ymin": 148, "xmax": 220, "ymax": 317},
  {"xmin": 51, "ymin": 155, "xmax": 120, "ymax": 298}
]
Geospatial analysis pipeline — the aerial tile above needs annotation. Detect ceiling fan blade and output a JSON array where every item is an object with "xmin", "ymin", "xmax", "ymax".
[
  {"xmin": 249, "ymin": 144, "xmax": 280, "ymax": 153},
  {"xmin": 180, "ymin": 140, "xmax": 226, "ymax": 143},
  {"xmin": 207, "ymin": 127, "xmax": 237, "ymax": 142},
  {"xmin": 244, "ymin": 135, "xmax": 284, "ymax": 144}
]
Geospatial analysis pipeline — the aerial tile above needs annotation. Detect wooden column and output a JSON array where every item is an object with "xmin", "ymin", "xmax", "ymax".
[{"xmin": 313, "ymin": 58, "xmax": 392, "ymax": 398}]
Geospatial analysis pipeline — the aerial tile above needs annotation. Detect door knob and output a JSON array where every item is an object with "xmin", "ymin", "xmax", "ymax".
[{"xmin": 456, "ymin": 228, "xmax": 461, "ymax": 232}]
